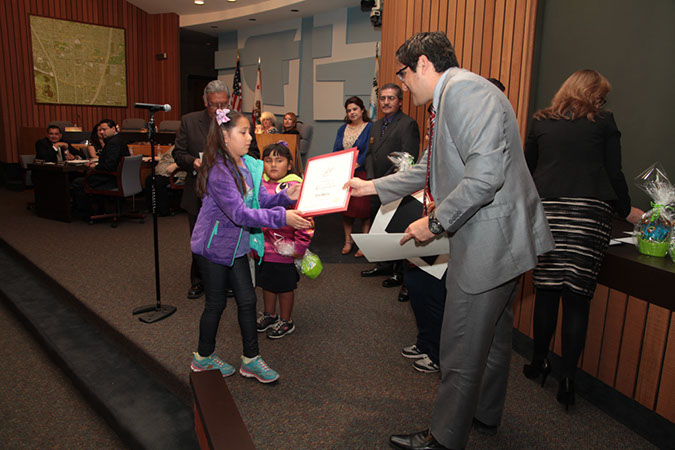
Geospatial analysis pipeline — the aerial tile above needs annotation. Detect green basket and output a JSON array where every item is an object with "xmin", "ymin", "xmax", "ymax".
[{"xmin": 637, "ymin": 237, "xmax": 669, "ymax": 257}]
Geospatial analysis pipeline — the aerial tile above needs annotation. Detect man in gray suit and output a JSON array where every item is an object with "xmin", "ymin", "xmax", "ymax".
[
  {"xmin": 347, "ymin": 32, "xmax": 554, "ymax": 449},
  {"xmin": 173, "ymin": 80, "xmax": 229, "ymax": 299}
]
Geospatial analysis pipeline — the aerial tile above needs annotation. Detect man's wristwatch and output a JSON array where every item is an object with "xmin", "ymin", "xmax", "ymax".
[{"xmin": 428, "ymin": 210, "xmax": 445, "ymax": 235}]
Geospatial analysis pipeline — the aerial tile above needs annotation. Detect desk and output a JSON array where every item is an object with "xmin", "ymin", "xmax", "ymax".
[
  {"xmin": 513, "ymin": 218, "xmax": 675, "ymax": 423},
  {"xmin": 28, "ymin": 163, "xmax": 86, "ymax": 222},
  {"xmin": 29, "ymin": 159, "xmax": 157, "ymax": 222}
]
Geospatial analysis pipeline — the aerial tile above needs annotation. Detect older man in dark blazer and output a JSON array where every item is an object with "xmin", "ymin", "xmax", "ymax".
[
  {"xmin": 348, "ymin": 32, "xmax": 554, "ymax": 450},
  {"xmin": 35, "ymin": 125, "xmax": 83, "ymax": 162},
  {"xmin": 173, "ymin": 80, "xmax": 229, "ymax": 299},
  {"xmin": 362, "ymin": 83, "xmax": 420, "ymax": 288}
]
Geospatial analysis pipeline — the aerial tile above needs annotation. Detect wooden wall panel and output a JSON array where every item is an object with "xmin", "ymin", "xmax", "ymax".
[
  {"xmin": 614, "ymin": 296, "xmax": 648, "ymax": 397},
  {"xmin": 634, "ymin": 305, "xmax": 670, "ymax": 409},
  {"xmin": 581, "ymin": 284, "xmax": 609, "ymax": 377},
  {"xmin": 380, "ymin": 0, "xmax": 538, "ymax": 155},
  {"xmin": 597, "ymin": 289, "xmax": 628, "ymax": 385},
  {"xmin": 0, "ymin": 0, "xmax": 180, "ymax": 163},
  {"xmin": 513, "ymin": 274, "xmax": 672, "ymax": 422}
]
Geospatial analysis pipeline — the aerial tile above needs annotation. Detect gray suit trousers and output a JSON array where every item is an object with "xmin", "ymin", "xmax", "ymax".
[{"xmin": 430, "ymin": 272, "xmax": 518, "ymax": 449}]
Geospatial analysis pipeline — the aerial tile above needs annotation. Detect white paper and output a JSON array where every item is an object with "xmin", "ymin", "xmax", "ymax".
[
  {"xmin": 408, "ymin": 254, "xmax": 449, "ymax": 280},
  {"xmin": 351, "ymin": 232, "xmax": 449, "ymax": 262},
  {"xmin": 610, "ymin": 237, "xmax": 635, "ymax": 245},
  {"xmin": 296, "ymin": 149, "xmax": 356, "ymax": 215},
  {"xmin": 370, "ymin": 190, "xmax": 424, "ymax": 233}
]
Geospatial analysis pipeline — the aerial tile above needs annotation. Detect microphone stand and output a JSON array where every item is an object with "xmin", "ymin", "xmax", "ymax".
[{"xmin": 132, "ymin": 110, "xmax": 177, "ymax": 323}]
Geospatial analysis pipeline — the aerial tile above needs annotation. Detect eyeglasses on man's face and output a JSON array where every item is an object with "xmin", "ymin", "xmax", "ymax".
[
  {"xmin": 207, "ymin": 102, "xmax": 229, "ymax": 109},
  {"xmin": 396, "ymin": 65, "xmax": 409, "ymax": 82},
  {"xmin": 379, "ymin": 95, "xmax": 398, "ymax": 102}
]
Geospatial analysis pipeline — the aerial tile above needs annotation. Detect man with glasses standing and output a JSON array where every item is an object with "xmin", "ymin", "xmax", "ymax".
[
  {"xmin": 347, "ymin": 32, "xmax": 553, "ymax": 449},
  {"xmin": 173, "ymin": 80, "xmax": 229, "ymax": 300},
  {"xmin": 361, "ymin": 83, "xmax": 420, "ymax": 293}
]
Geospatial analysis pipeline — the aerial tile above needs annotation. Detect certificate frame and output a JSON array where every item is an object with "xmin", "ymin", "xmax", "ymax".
[{"xmin": 295, "ymin": 148, "xmax": 357, "ymax": 216}]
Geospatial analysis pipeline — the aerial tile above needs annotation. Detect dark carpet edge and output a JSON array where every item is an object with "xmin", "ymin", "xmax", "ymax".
[
  {"xmin": 0, "ymin": 237, "xmax": 191, "ymax": 403},
  {"xmin": 513, "ymin": 330, "xmax": 675, "ymax": 449},
  {"xmin": 0, "ymin": 238, "xmax": 199, "ymax": 450}
]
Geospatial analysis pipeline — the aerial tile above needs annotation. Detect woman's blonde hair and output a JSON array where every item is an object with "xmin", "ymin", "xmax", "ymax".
[
  {"xmin": 261, "ymin": 111, "xmax": 276, "ymax": 127},
  {"xmin": 534, "ymin": 69, "xmax": 611, "ymax": 121}
]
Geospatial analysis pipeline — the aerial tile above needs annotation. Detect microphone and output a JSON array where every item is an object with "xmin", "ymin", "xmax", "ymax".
[{"xmin": 134, "ymin": 102, "xmax": 172, "ymax": 112}]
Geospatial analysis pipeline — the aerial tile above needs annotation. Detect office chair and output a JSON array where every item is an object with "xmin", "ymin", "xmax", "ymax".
[
  {"xmin": 19, "ymin": 154, "xmax": 36, "ymax": 210},
  {"xmin": 121, "ymin": 118, "xmax": 147, "ymax": 131},
  {"xmin": 84, "ymin": 155, "xmax": 145, "ymax": 227},
  {"xmin": 158, "ymin": 120, "xmax": 181, "ymax": 133},
  {"xmin": 48, "ymin": 120, "xmax": 74, "ymax": 132}
]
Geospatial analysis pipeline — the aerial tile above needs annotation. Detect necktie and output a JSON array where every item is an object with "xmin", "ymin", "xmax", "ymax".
[
  {"xmin": 380, "ymin": 117, "xmax": 390, "ymax": 137},
  {"xmin": 423, "ymin": 106, "xmax": 436, "ymax": 216}
]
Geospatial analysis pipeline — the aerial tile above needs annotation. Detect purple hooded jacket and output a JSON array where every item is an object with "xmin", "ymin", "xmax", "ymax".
[{"xmin": 191, "ymin": 154, "xmax": 293, "ymax": 266}]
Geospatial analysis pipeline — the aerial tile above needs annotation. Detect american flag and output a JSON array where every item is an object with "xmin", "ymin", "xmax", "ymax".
[{"xmin": 231, "ymin": 53, "xmax": 243, "ymax": 111}]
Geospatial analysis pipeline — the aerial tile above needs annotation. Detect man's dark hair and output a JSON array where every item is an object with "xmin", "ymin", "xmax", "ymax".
[
  {"xmin": 99, "ymin": 119, "xmax": 117, "ymax": 129},
  {"xmin": 487, "ymin": 77, "xmax": 506, "ymax": 92},
  {"xmin": 47, "ymin": 125, "xmax": 62, "ymax": 133},
  {"xmin": 396, "ymin": 31, "xmax": 459, "ymax": 73},
  {"xmin": 380, "ymin": 83, "xmax": 403, "ymax": 100}
]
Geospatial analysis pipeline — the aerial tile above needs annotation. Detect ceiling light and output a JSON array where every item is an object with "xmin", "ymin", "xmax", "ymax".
[
  {"xmin": 227, "ymin": 0, "xmax": 237, "ymax": 2},
  {"xmin": 194, "ymin": 0, "xmax": 204, "ymax": 4}
]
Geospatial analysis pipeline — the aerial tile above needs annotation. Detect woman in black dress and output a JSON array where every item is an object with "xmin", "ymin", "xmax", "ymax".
[{"xmin": 523, "ymin": 69, "xmax": 642, "ymax": 408}]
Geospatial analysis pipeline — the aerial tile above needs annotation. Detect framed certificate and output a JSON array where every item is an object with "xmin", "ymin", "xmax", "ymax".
[{"xmin": 295, "ymin": 148, "xmax": 357, "ymax": 216}]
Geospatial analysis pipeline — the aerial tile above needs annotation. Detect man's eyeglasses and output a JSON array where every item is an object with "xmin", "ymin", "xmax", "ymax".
[
  {"xmin": 379, "ymin": 95, "xmax": 398, "ymax": 102},
  {"xmin": 396, "ymin": 65, "xmax": 409, "ymax": 82},
  {"xmin": 207, "ymin": 102, "xmax": 229, "ymax": 109}
]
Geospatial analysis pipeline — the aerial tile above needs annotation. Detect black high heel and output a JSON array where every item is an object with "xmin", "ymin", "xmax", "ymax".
[
  {"xmin": 557, "ymin": 377, "xmax": 575, "ymax": 411},
  {"xmin": 523, "ymin": 358, "xmax": 551, "ymax": 387}
]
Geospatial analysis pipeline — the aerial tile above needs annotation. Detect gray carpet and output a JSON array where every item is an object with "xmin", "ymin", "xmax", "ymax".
[
  {"xmin": 0, "ymin": 188, "xmax": 657, "ymax": 449},
  {"xmin": 0, "ymin": 301, "xmax": 124, "ymax": 448}
]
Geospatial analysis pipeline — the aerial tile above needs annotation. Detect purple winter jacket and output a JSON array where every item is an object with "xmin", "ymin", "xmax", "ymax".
[{"xmin": 191, "ymin": 154, "xmax": 293, "ymax": 266}]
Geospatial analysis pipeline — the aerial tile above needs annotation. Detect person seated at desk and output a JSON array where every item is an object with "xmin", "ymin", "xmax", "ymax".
[
  {"xmin": 86, "ymin": 121, "xmax": 105, "ymax": 158},
  {"xmin": 72, "ymin": 119, "xmax": 130, "ymax": 217},
  {"xmin": 144, "ymin": 146, "xmax": 186, "ymax": 216},
  {"xmin": 35, "ymin": 125, "xmax": 84, "ymax": 162}
]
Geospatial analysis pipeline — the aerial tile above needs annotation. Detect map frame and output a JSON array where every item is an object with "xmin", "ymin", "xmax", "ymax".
[{"xmin": 29, "ymin": 15, "xmax": 128, "ymax": 107}]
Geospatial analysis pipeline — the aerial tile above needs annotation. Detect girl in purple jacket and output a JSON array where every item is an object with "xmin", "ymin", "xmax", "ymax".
[
  {"xmin": 189, "ymin": 110, "xmax": 311, "ymax": 383},
  {"xmin": 256, "ymin": 143, "xmax": 315, "ymax": 339}
]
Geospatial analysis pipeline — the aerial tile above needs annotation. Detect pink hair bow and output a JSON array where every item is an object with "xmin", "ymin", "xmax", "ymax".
[
  {"xmin": 276, "ymin": 140, "xmax": 289, "ymax": 148},
  {"xmin": 216, "ymin": 108, "xmax": 230, "ymax": 125}
]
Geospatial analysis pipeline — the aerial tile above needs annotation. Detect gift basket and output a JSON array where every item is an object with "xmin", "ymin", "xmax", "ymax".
[
  {"xmin": 272, "ymin": 233, "xmax": 323, "ymax": 279},
  {"xmin": 294, "ymin": 250, "xmax": 323, "ymax": 279},
  {"xmin": 633, "ymin": 163, "xmax": 675, "ymax": 257},
  {"xmin": 387, "ymin": 151, "xmax": 415, "ymax": 172}
]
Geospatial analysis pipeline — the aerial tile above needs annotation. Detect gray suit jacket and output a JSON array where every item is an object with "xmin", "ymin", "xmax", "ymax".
[
  {"xmin": 173, "ymin": 109, "xmax": 212, "ymax": 216},
  {"xmin": 375, "ymin": 68, "xmax": 554, "ymax": 294}
]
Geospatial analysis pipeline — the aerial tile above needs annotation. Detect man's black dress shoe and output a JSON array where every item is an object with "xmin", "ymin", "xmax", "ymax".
[
  {"xmin": 361, "ymin": 266, "xmax": 391, "ymax": 277},
  {"xmin": 382, "ymin": 274, "xmax": 403, "ymax": 288},
  {"xmin": 187, "ymin": 284, "xmax": 204, "ymax": 299},
  {"xmin": 398, "ymin": 285, "xmax": 409, "ymax": 302},
  {"xmin": 390, "ymin": 429, "xmax": 448, "ymax": 449}
]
